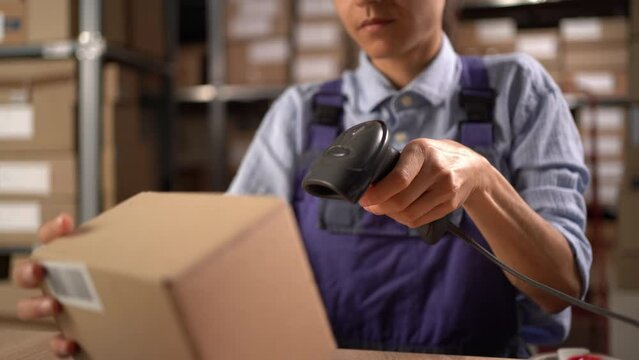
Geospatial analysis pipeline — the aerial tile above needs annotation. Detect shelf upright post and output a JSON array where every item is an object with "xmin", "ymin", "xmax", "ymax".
[
  {"xmin": 161, "ymin": 0, "xmax": 179, "ymax": 191},
  {"xmin": 207, "ymin": 0, "xmax": 229, "ymax": 191},
  {"xmin": 77, "ymin": 0, "xmax": 105, "ymax": 222}
]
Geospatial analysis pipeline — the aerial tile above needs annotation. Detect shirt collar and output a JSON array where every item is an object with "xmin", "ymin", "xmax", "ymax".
[{"xmin": 353, "ymin": 34, "xmax": 459, "ymax": 112}]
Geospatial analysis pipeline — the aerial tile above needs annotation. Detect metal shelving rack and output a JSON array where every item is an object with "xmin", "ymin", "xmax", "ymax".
[{"xmin": 0, "ymin": 0, "xmax": 177, "ymax": 223}]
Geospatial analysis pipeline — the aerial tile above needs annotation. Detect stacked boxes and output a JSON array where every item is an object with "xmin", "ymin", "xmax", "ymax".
[
  {"xmin": 0, "ymin": 0, "xmax": 165, "ymax": 57},
  {"xmin": 454, "ymin": 18, "xmax": 517, "ymax": 56},
  {"xmin": 0, "ymin": 59, "xmax": 76, "ymax": 249},
  {"xmin": 293, "ymin": 0, "xmax": 355, "ymax": 83},
  {"xmin": 515, "ymin": 28, "xmax": 562, "ymax": 82},
  {"xmin": 225, "ymin": 0, "xmax": 291, "ymax": 85}
]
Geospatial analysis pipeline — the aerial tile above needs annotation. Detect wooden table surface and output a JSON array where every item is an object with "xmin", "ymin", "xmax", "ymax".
[{"xmin": 0, "ymin": 327, "xmax": 512, "ymax": 360}]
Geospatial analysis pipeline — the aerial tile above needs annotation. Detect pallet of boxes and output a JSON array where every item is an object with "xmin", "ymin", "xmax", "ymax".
[{"xmin": 0, "ymin": 0, "xmax": 164, "ymax": 329}]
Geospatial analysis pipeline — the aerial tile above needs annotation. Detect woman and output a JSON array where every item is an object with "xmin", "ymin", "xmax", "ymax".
[{"xmin": 14, "ymin": 0, "xmax": 591, "ymax": 357}]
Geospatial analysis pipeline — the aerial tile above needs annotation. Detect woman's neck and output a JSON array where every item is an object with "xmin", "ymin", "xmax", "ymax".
[{"xmin": 371, "ymin": 33, "xmax": 443, "ymax": 89}]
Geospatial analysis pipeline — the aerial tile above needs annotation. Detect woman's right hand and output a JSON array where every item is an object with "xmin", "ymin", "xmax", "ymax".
[{"xmin": 12, "ymin": 214, "xmax": 79, "ymax": 358}]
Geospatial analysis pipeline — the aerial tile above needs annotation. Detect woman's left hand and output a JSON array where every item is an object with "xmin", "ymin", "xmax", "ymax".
[{"xmin": 359, "ymin": 138, "xmax": 490, "ymax": 227}]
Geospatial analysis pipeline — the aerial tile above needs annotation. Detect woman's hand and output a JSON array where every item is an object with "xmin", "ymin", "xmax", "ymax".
[
  {"xmin": 359, "ymin": 138, "xmax": 490, "ymax": 227},
  {"xmin": 12, "ymin": 214, "xmax": 79, "ymax": 358}
]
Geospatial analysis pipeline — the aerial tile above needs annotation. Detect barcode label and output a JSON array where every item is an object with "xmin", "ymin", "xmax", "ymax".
[{"xmin": 42, "ymin": 261, "xmax": 103, "ymax": 312}]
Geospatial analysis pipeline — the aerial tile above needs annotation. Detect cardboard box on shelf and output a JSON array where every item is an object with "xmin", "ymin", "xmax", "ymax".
[
  {"xmin": 454, "ymin": 18, "xmax": 517, "ymax": 49},
  {"xmin": 32, "ymin": 193, "xmax": 335, "ymax": 359},
  {"xmin": 294, "ymin": 51, "xmax": 345, "ymax": 83},
  {"xmin": 560, "ymin": 17, "xmax": 628, "ymax": 45},
  {"xmin": 563, "ymin": 43, "xmax": 628, "ymax": 72},
  {"xmin": 618, "ymin": 189, "xmax": 639, "ymax": 251},
  {"xmin": 129, "ymin": 0, "xmax": 166, "ymax": 58},
  {"xmin": 176, "ymin": 44, "xmax": 206, "ymax": 87},
  {"xmin": 103, "ymin": 63, "xmax": 141, "ymax": 104},
  {"xmin": 297, "ymin": 0, "xmax": 335, "ymax": 20},
  {"xmin": 227, "ymin": 38, "xmax": 290, "ymax": 85},
  {"xmin": 226, "ymin": 0, "xmax": 291, "ymax": 41},
  {"xmin": 515, "ymin": 28, "xmax": 561, "ymax": 72},
  {"xmin": 564, "ymin": 70, "xmax": 628, "ymax": 96},
  {"xmin": 295, "ymin": 20, "xmax": 344, "ymax": 52},
  {"xmin": 0, "ymin": 0, "xmax": 27, "ymax": 44},
  {"xmin": 0, "ymin": 200, "xmax": 75, "ymax": 248},
  {"xmin": 0, "ymin": 152, "xmax": 75, "ymax": 201}
]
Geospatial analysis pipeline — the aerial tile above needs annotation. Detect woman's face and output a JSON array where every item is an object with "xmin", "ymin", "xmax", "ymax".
[{"xmin": 333, "ymin": 0, "xmax": 445, "ymax": 60}]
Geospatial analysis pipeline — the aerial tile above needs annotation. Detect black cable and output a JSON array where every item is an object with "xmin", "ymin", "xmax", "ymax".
[{"xmin": 444, "ymin": 220, "xmax": 639, "ymax": 329}]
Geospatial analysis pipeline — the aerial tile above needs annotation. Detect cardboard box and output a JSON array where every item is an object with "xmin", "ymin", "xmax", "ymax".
[
  {"xmin": 630, "ymin": 40, "xmax": 639, "ymax": 97},
  {"xmin": 298, "ymin": 0, "xmax": 335, "ymax": 20},
  {"xmin": 560, "ymin": 17, "xmax": 628, "ymax": 44},
  {"xmin": 454, "ymin": 18, "xmax": 517, "ymax": 49},
  {"xmin": 563, "ymin": 42, "xmax": 628, "ymax": 71},
  {"xmin": 32, "ymin": 193, "xmax": 335, "ymax": 359},
  {"xmin": 515, "ymin": 28, "xmax": 561, "ymax": 72},
  {"xmin": 294, "ymin": 51, "xmax": 345, "ymax": 83},
  {"xmin": 129, "ymin": 0, "xmax": 166, "ymax": 58},
  {"xmin": 296, "ymin": 20, "xmax": 344, "ymax": 51},
  {"xmin": 0, "ymin": 152, "xmax": 76, "ymax": 201},
  {"xmin": 103, "ymin": 63, "xmax": 140, "ymax": 104},
  {"xmin": 227, "ymin": 38, "xmax": 290, "ymax": 85},
  {"xmin": 618, "ymin": 189, "xmax": 639, "ymax": 251},
  {"xmin": 564, "ymin": 70, "xmax": 628, "ymax": 96},
  {"xmin": 0, "ymin": 200, "xmax": 75, "ymax": 248},
  {"xmin": 616, "ymin": 251, "xmax": 639, "ymax": 290},
  {"xmin": 0, "ymin": 0, "xmax": 27, "ymax": 44},
  {"xmin": 226, "ymin": 0, "xmax": 291, "ymax": 41},
  {"xmin": 176, "ymin": 44, "xmax": 206, "ymax": 87}
]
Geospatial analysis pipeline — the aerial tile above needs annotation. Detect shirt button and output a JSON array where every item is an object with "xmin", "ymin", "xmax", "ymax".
[{"xmin": 400, "ymin": 95, "xmax": 414, "ymax": 107}]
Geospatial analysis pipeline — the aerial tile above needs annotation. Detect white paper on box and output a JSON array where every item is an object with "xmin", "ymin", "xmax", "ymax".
[
  {"xmin": 0, "ymin": 103, "xmax": 34, "ymax": 140},
  {"xmin": 582, "ymin": 135, "xmax": 623, "ymax": 156},
  {"xmin": 560, "ymin": 18, "xmax": 603, "ymax": 41},
  {"xmin": 294, "ymin": 56, "xmax": 340, "ymax": 82},
  {"xmin": 0, "ymin": 162, "xmax": 51, "ymax": 195},
  {"xmin": 299, "ymin": 0, "xmax": 335, "ymax": 18},
  {"xmin": 596, "ymin": 161, "xmax": 624, "ymax": 180},
  {"xmin": 236, "ymin": 0, "xmax": 279, "ymax": 17},
  {"xmin": 516, "ymin": 34, "xmax": 558, "ymax": 60},
  {"xmin": 248, "ymin": 38, "xmax": 289, "ymax": 65},
  {"xmin": 574, "ymin": 72, "xmax": 616, "ymax": 95},
  {"xmin": 296, "ymin": 22, "xmax": 341, "ymax": 50},
  {"xmin": 228, "ymin": 17, "xmax": 272, "ymax": 40},
  {"xmin": 476, "ymin": 18, "xmax": 516, "ymax": 44},
  {"xmin": 579, "ymin": 107, "xmax": 625, "ymax": 130},
  {"xmin": 0, "ymin": 12, "xmax": 5, "ymax": 41},
  {"xmin": 43, "ymin": 261, "xmax": 104, "ymax": 312},
  {"xmin": 0, "ymin": 201, "xmax": 40, "ymax": 233}
]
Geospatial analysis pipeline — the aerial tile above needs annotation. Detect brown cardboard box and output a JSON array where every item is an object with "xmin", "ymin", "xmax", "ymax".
[
  {"xmin": 129, "ymin": 0, "xmax": 165, "ymax": 58},
  {"xmin": 294, "ymin": 51, "xmax": 345, "ymax": 83},
  {"xmin": 32, "ymin": 193, "xmax": 335, "ymax": 359},
  {"xmin": 563, "ymin": 42, "xmax": 628, "ymax": 71},
  {"xmin": 227, "ymin": 38, "xmax": 290, "ymax": 85},
  {"xmin": 563, "ymin": 70, "xmax": 628, "ymax": 96},
  {"xmin": 0, "ymin": 200, "xmax": 75, "ymax": 248},
  {"xmin": 454, "ymin": 18, "xmax": 517, "ymax": 50},
  {"xmin": 297, "ymin": 0, "xmax": 336, "ymax": 20},
  {"xmin": 226, "ymin": 0, "xmax": 291, "ymax": 41},
  {"xmin": 0, "ymin": 152, "xmax": 76, "ymax": 201},
  {"xmin": 515, "ymin": 28, "xmax": 561, "ymax": 72},
  {"xmin": 630, "ymin": 40, "xmax": 639, "ymax": 96},
  {"xmin": 176, "ymin": 44, "xmax": 206, "ymax": 86},
  {"xmin": 0, "ymin": 0, "xmax": 27, "ymax": 44},
  {"xmin": 616, "ymin": 251, "xmax": 639, "ymax": 290},
  {"xmin": 560, "ymin": 17, "xmax": 628, "ymax": 44},
  {"xmin": 103, "ymin": 63, "xmax": 140, "ymax": 104}
]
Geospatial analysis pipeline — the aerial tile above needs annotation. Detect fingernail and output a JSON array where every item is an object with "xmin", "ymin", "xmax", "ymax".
[{"xmin": 39, "ymin": 298, "xmax": 53, "ymax": 313}]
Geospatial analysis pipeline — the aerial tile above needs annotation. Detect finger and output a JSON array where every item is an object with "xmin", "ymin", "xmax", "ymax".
[
  {"xmin": 410, "ymin": 200, "xmax": 458, "ymax": 228},
  {"xmin": 387, "ymin": 184, "xmax": 450, "ymax": 226},
  {"xmin": 38, "ymin": 214, "xmax": 75, "ymax": 244},
  {"xmin": 16, "ymin": 296, "xmax": 62, "ymax": 320},
  {"xmin": 50, "ymin": 334, "xmax": 78, "ymax": 358},
  {"xmin": 13, "ymin": 261, "xmax": 46, "ymax": 288},
  {"xmin": 359, "ymin": 142, "xmax": 426, "ymax": 207}
]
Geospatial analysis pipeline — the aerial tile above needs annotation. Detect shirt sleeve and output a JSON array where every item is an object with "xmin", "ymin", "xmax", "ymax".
[
  {"xmin": 508, "ymin": 61, "xmax": 592, "ymax": 299},
  {"xmin": 227, "ymin": 87, "xmax": 302, "ymax": 201}
]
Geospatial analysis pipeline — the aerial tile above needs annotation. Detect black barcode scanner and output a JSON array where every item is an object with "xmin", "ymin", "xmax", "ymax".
[{"xmin": 302, "ymin": 120, "xmax": 449, "ymax": 245}]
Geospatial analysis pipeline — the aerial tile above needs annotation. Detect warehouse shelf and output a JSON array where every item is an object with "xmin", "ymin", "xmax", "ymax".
[
  {"xmin": 0, "ymin": 41, "xmax": 76, "ymax": 59},
  {"xmin": 176, "ymin": 84, "xmax": 286, "ymax": 103}
]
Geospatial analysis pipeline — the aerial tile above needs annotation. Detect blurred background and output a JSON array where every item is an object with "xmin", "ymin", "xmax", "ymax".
[{"xmin": 0, "ymin": 0, "xmax": 637, "ymax": 357}]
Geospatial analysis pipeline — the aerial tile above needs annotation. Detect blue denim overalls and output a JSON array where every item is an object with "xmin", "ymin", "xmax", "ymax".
[{"xmin": 293, "ymin": 57, "xmax": 528, "ymax": 357}]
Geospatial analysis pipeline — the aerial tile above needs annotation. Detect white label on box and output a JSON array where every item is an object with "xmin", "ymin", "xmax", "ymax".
[
  {"xmin": 228, "ymin": 17, "xmax": 272, "ymax": 39},
  {"xmin": 579, "ymin": 107, "xmax": 625, "ymax": 130},
  {"xmin": 248, "ymin": 38, "xmax": 289, "ymax": 65},
  {"xmin": 596, "ymin": 161, "xmax": 624, "ymax": 180},
  {"xmin": 574, "ymin": 72, "xmax": 616, "ymax": 95},
  {"xmin": 0, "ymin": 104, "xmax": 34, "ymax": 140},
  {"xmin": 43, "ymin": 261, "xmax": 103, "ymax": 313},
  {"xmin": 0, "ymin": 201, "xmax": 41, "ymax": 233},
  {"xmin": 582, "ymin": 135, "xmax": 623, "ymax": 156},
  {"xmin": 0, "ymin": 162, "xmax": 51, "ymax": 195},
  {"xmin": 0, "ymin": 12, "xmax": 5, "ymax": 41},
  {"xmin": 560, "ymin": 18, "xmax": 603, "ymax": 41},
  {"xmin": 300, "ymin": 0, "xmax": 335, "ymax": 18},
  {"xmin": 516, "ymin": 34, "xmax": 558, "ymax": 60},
  {"xmin": 296, "ymin": 22, "xmax": 341, "ymax": 50},
  {"xmin": 236, "ymin": 0, "xmax": 279, "ymax": 17},
  {"xmin": 294, "ymin": 56, "xmax": 340, "ymax": 82},
  {"xmin": 476, "ymin": 18, "xmax": 516, "ymax": 44}
]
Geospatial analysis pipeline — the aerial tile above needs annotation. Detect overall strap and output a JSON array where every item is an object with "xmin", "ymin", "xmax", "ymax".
[
  {"xmin": 308, "ymin": 78, "xmax": 345, "ymax": 151},
  {"xmin": 458, "ymin": 56, "xmax": 496, "ymax": 148}
]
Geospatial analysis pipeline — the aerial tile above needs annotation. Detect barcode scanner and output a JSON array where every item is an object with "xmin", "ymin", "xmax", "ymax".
[
  {"xmin": 302, "ymin": 119, "xmax": 639, "ymax": 329},
  {"xmin": 302, "ymin": 120, "xmax": 448, "ymax": 245}
]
